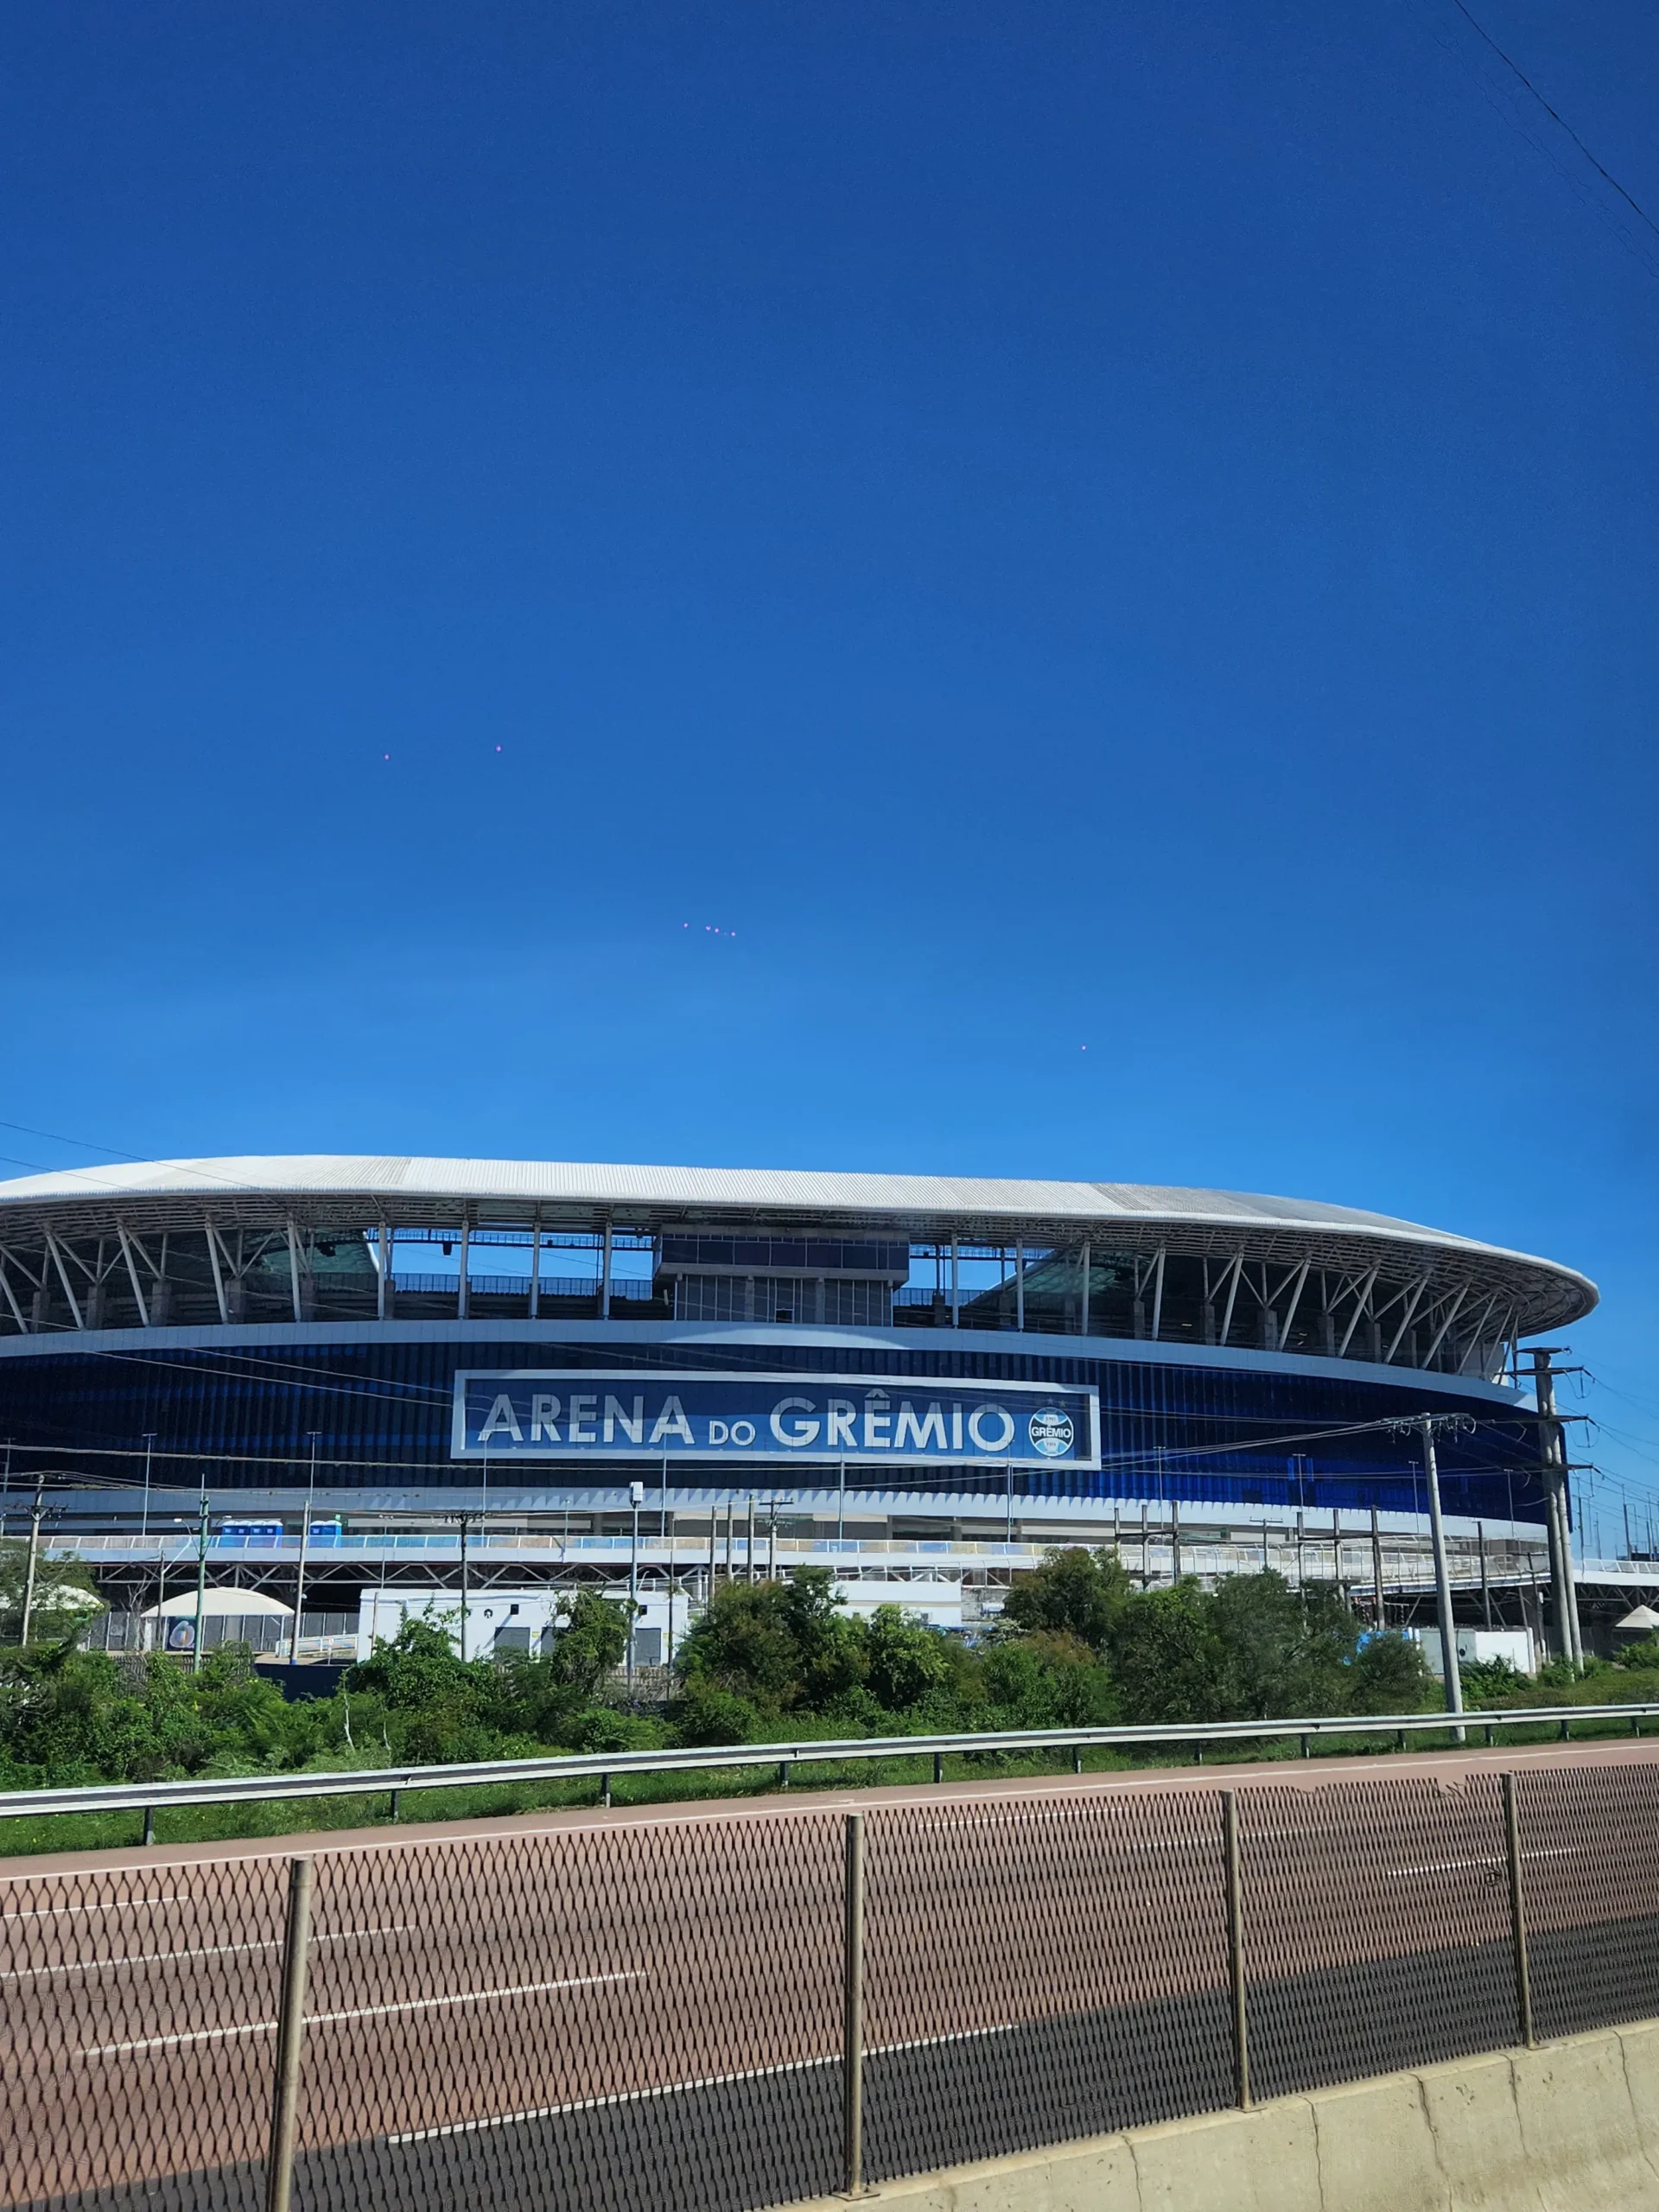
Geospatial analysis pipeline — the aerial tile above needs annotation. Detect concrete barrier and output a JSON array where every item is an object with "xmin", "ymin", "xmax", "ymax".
[{"xmin": 796, "ymin": 2022, "xmax": 1659, "ymax": 2212}]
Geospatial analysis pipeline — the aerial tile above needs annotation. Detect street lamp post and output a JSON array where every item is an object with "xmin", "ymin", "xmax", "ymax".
[
  {"xmin": 627, "ymin": 1479, "xmax": 645, "ymax": 1698},
  {"xmin": 1388, "ymin": 1414, "xmax": 1474, "ymax": 1739},
  {"xmin": 19, "ymin": 1474, "xmax": 47, "ymax": 1649},
  {"xmin": 191, "ymin": 1472, "xmax": 210, "ymax": 1675},
  {"xmin": 289, "ymin": 1434, "xmax": 321, "ymax": 1669}
]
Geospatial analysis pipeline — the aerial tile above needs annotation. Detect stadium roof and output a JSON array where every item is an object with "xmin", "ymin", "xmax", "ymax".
[{"xmin": 0, "ymin": 1154, "xmax": 1597, "ymax": 1331}]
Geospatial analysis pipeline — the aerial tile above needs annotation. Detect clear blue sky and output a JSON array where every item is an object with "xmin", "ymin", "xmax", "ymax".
[{"xmin": 2, "ymin": 3, "xmax": 1656, "ymax": 1540}]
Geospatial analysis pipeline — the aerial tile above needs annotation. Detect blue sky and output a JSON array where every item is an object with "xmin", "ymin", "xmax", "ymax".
[{"xmin": 2, "ymin": 3, "xmax": 1656, "ymax": 1539}]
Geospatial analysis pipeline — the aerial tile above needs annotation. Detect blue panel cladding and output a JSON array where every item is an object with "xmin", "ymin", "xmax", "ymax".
[{"xmin": 0, "ymin": 1334, "xmax": 1548, "ymax": 1522}]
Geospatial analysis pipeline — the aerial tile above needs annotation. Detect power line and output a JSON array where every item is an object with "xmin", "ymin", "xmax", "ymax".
[{"xmin": 1445, "ymin": 0, "xmax": 1659, "ymax": 246}]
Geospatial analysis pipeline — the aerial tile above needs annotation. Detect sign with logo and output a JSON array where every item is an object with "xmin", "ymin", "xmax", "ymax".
[{"xmin": 452, "ymin": 1371, "xmax": 1099, "ymax": 1469}]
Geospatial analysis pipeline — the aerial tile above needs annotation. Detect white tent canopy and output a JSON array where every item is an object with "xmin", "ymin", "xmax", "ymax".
[
  {"xmin": 142, "ymin": 1587, "xmax": 294, "ymax": 1619},
  {"xmin": 1615, "ymin": 1605, "xmax": 1659, "ymax": 1633}
]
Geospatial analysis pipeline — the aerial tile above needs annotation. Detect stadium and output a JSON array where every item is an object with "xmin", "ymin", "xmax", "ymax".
[{"xmin": 0, "ymin": 1155, "xmax": 1595, "ymax": 1662}]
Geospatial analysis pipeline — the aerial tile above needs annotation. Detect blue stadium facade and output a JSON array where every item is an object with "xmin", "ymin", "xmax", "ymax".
[{"xmin": 0, "ymin": 1157, "xmax": 1594, "ymax": 1542}]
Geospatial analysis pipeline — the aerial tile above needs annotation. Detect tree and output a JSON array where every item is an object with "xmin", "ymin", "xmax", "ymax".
[
  {"xmin": 864, "ymin": 1606, "xmax": 951, "ymax": 1711},
  {"xmin": 999, "ymin": 1548, "xmax": 1132, "ymax": 1655},
  {"xmin": 978, "ymin": 1630, "xmax": 1116, "ymax": 1728},
  {"xmin": 1108, "ymin": 1584, "xmax": 1227, "ymax": 1725},
  {"xmin": 675, "ymin": 1570, "xmax": 866, "ymax": 1713},
  {"xmin": 0, "ymin": 1539, "xmax": 104, "ymax": 1646},
  {"xmin": 542, "ymin": 1590, "xmax": 630, "ymax": 1696}
]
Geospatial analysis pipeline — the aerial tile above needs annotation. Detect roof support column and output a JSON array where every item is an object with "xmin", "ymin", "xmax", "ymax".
[
  {"xmin": 1218, "ymin": 1250, "xmax": 1243, "ymax": 1347},
  {"xmin": 1336, "ymin": 1265, "xmax": 1379, "ymax": 1358},
  {"xmin": 1149, "ymin": 1249, "xmax": 1166, "ymax": 1342},
  {"xmin": 529, "ymin": 1207, "xmax": 541, "ymax": 1319},
  {"xmin": 43, "ymin": 1229, "xmax": 85, "ymax": 1329},
  {"xmin": 118, "ymin": 1222, "xmax": 150, "ymax": 1328},
  {"xmin": 1078, "ymin": 1242, "xmax": 1090, "ymax": 1337},
  {"xmin": 377, "ymin": 1222, "xmax": 390, "ymax": 1321},
  {"xmin": 1014, "ymin": 1241, "xmax": 1025, "ymax": 1332},
  {"xmin": 0, "ymin": 1259, "xmax": 28, "ymax": 1334},
  {"xmin": 205, "ymin": 1220, "xmax": 230, "ymax": 1325},
  {"xmin": 950, "ymin": 1237, "xmax": 959, "ymax": 1327},
  {"xmin": 600, "ymin": 1217, "xmax": 613, "ymax": 1319},
  {"xmin": 457, "ymin": 1218, "xmax": 469, "ymax": 1320},
  {"xmin": 285, "ymin": 1222, "xmax": 303, "ymax": 1324}
]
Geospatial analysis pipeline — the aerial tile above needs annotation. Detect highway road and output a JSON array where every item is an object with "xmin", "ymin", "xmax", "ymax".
[{"xmin": 3, "ymin": 1738, "xmax": 1658, "ymax": 2212}]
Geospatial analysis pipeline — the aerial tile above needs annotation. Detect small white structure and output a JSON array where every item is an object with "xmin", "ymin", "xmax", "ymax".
[
  {"xmin": 356, "ymin": 1586, "xmax": 693, "ymax": 1666},
  {"xmin": 831, "ymin": 1579, "xmax": 963, "ymax": 1629},
  {"xmin": 1417, "ymin": 1626, "xmax": 1535, "ymax": 1678},
  {"xmin": 1614, "ymin": 1605, "xmax": 1659, "ymax": 1642},
  {"xmin": 140, "ymin": 1587, "xmax": 294, "ymax": 1618}
]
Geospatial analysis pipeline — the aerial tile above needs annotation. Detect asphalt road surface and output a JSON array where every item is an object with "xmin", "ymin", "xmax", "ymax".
[{"xmin": 4, "ymin": 1738, "xmax": 1658, "ymax": 2212}]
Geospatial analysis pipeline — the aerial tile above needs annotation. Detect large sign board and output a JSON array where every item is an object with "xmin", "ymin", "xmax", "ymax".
[{"xmin": 452, "ymin": 1370, "xmax": 1099, "ymax": 1470}]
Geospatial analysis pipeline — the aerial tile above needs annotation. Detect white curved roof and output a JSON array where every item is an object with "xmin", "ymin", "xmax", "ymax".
[{"xmin": 0, "ymin": 1151, "xmax": 1592, "ymax": 1284}]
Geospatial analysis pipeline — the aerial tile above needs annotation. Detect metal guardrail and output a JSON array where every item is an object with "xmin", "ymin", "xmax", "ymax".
[{"xmin": 2, "ymin": 1700, "xmax": 1656, "ymax": 1827}]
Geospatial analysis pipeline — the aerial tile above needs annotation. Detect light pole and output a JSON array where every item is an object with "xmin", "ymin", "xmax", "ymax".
[
  {"xmin": 140, "ymin": 1433, "xmax": 156, "ymax": 1541},
  {"xmin": 19, "ymin": 1473, "xmax": 47, "ymax": 1649},
  {"xmin": 190, "ymin": 1471, "xmax": 211, "ymax": 1675},
  {"xmin": 1390, "ymin": 1414, "xmax": 1474, "ymax": 1738},
  {"xmin": 289, "ymin": 1434, "xmax": 321, "ymax": 1669},
  {"xmin": 627, "ymin": 1479, "xmax": 645, "ymax": 1698},
  {"xmin": 458, "ymin": 1511, "xmax": 471, "ymax": 1662}
]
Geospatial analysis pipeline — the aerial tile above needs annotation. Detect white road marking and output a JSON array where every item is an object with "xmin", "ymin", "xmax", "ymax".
[
  {"xmin": 0, "ymin": 1938, "xmax": 276, "ymax": 1981},
  {"xmin": 3, "ymin": 1896, "xmax": 188, "ymax": 1920},
  {"xmin": 388, "ymin": 2018, "xmax": 1039, "ymax": 2144},
  {"xmin": 2, "ymin": 1920, "xmax": 429, "ymax": 1981},
  {"xmin": 83, "ymin": 1968, "xmax": 646, "ymax": 2056}
]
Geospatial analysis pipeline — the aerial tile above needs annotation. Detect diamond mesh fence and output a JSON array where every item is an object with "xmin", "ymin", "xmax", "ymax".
[
  {"xmin": 5, "ymin": 1755, "xmax": 1659, "ymax": 2212},
  {"xmin": 1517, "ymin": 1760, "xmax": 1659, "ymax": 2041}
]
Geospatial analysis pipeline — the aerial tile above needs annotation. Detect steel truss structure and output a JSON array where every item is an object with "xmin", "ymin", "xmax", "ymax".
[{"xmin": 0, "ymin": 1156, "xmax": 1592, "ymax": 1379}]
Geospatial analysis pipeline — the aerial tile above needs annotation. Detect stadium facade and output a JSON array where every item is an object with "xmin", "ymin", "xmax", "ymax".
[{"xmin": 0, "ymin": 1157, "xmax": 1592, "ymax": 1560}]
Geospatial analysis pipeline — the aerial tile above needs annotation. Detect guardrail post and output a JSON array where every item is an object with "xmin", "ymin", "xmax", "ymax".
[
  {"xmin": 843, "ymin": 1810, "xmax": 866, "ymax": 2196},
  {"xmin": 142, "ymin": 1805, "xmax": 155, "ymax": 1847},
  {"xmin": 601, "ymin": 1772, "xmax": 612, "ymax": 1808},
  {"xmin": 387, "ymin": 1790, "xmax": 400, "ymax": 1823},
  {"xmin": 1503, "ymin": 1773, "xmax": 1535, "ymax": 2049},
  {"xmin": 932, "ymin": 1752, "xmax": 944, "ymax": 1784},
  {"xmin": 1222, "ymin": 1791, "xmax": 1250, "ymax": 2109},
  {"xmin": 266, "ymin": 1854, "xmax": 315, "ymax": 2212}
]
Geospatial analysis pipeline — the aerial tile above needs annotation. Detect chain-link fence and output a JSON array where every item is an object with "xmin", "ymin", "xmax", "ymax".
[{"xmin": 5, "ymin": 1754, "xmax": 1659, "ymax": 2212}]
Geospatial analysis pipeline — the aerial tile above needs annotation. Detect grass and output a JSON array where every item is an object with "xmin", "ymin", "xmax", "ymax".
[{"xmin": 2, "ymin": 1697, "xmax": 1653, "ymax": 1859}]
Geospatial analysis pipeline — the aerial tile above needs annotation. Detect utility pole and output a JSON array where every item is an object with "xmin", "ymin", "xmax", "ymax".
[
  {"xmin": 19, "ymin": 1473, "xmax": 47, "ymax": 1649},
  {"xmin": 191, "ymin": 1473, "xmax": 210, "ymax": 1675},
  {"xmin": 1530, "ymin": 1349, "xmax": 1583, "ymax": 1671},
  {"xmin": 458, "ymin": 1510, "xmax": 471, "ymax": 1662},
  {"xmin": 1417, "ymin": 1415, "xmax": 1465, "ymax": 1734},
  {"xmin": 288, "ymin": 1434, "xmax": 320, "ymax": 1669},
  {"xmin": 1370, "ymin": 1504, "xmax": 1385, "ymax": 1629},
  {"xmin": 627, "ymin": 1479, "xmax": 645, "ymax": 1698},
  {"xmin": 1486, "ymin": 1522, "xmax": 1503, "ymax": 1628},
  {"xmin": 141, "ymin": 1433, "xmax": 156, "ymax": 1541}
]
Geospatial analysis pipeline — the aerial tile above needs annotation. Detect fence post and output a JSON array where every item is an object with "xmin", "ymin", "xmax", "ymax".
[
  {"xmin": 266, "ymin": 1855, "xmax": 315, "ymax": 2212},
  {"xmin": 1222, "ymin": 1790, "xmax": 1250, "ymax": 2109},
  {"xmin": 1503, "ymin": 1773, "xmax": 1535, "ymax": 2049},
  {"xmin": 843, "ymin": 1811, "xmax": 866, "ymax": 2196}
]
